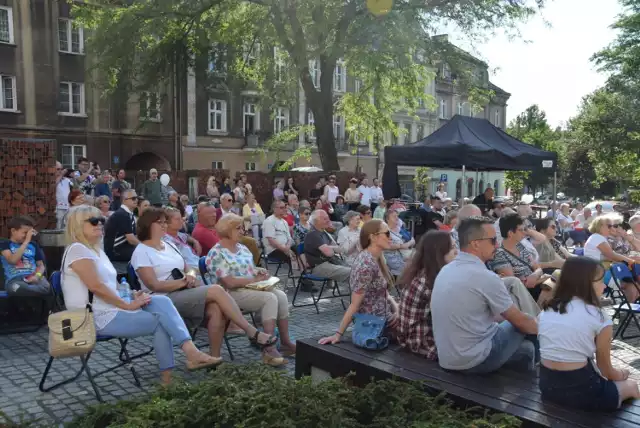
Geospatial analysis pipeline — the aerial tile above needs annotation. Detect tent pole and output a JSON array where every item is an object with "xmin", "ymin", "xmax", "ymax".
[
  {"xmin": 461, "ymin": 165, "xmax": 466, "ymax": 205},
  {"xmin": 552, "ymin": 171, "xmax": 557, "ymax": 219}
]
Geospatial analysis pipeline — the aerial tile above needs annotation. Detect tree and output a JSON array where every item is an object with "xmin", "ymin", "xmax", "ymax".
[
  {"xmin": 504, "ymin": 104, "xmax": 559, "ymax": 196},
  {"xmin": 74, "ymin": 0, "xmax": 545, "ymax": 171}
]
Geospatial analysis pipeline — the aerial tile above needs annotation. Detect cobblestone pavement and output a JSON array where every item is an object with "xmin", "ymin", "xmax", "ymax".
[{"xmin": 2, "ymin": 271, "xmax": 640, "ymax": 426}]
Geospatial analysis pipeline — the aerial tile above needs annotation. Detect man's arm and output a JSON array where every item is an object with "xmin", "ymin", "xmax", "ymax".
[{"xmin": 501, "ymin": 306, "xmax": 538, "ymax": 335}]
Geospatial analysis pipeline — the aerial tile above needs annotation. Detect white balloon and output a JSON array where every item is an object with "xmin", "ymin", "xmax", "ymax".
[
  {"xmin": 160, "ymin": 174, "xmax": 170, "ymax": 186},
  {"xmin": 521, "ymin": 194, "xmax": 534, "ymax": 204}
]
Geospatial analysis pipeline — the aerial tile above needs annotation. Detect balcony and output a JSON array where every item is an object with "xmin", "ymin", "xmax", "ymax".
[{"xmin": 245, "ymin": 131, "xmax": 296, "ymax": 151}]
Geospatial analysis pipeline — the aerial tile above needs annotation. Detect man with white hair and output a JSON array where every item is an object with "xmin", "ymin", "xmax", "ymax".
[
  {"xmin": 142, "ymin": 168, "xmax": 162, "ymax": 206},
  {"xmin": 304, "ymin": 210, "xmax": 351, "ymax": 283},
  {"xmin": 55, "ymin": 161, "xmax": 73, "ymax": 229},
  {"xmin": 451, "ymin": 204, "xmax": 482, "ymax": 249}
]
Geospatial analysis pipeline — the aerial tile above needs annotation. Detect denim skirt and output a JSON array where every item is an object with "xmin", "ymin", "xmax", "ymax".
[{"xmin": 539, "ymin": 361, "xmax": 619, "ymax": 412}]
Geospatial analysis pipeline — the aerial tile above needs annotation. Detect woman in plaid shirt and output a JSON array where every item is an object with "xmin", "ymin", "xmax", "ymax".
[{"xmin": 397, "ymin": 230, "xmax": 458, "ymax": 360}]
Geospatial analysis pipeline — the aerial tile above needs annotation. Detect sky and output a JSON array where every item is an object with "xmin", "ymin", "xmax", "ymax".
[{"xmin": 450, "ymin": 0, "xmax": 623, "ymax": 127}]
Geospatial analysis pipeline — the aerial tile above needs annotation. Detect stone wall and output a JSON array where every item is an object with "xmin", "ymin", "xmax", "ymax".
[{"xmin": 0, "ymin": 139, "xmax": 56, "ymax": 238}]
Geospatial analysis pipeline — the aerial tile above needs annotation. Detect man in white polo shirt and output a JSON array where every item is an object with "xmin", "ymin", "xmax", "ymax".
[{"xmin": 357, "ymin": 177, "xmax": 372, "ymax": 208}]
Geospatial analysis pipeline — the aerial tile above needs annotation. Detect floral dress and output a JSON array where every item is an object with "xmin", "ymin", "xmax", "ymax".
[
  {"xmin": 293, "ymin": 222, "xmax": 311, "ymax": 245},
  {"xmin": 351, "ymin": 251, "xmax": 390, "ymax": 319},
  {"xmin": 608, "ymin": 237, "xmax": 632, "ymax": 256},
  {"xmin": 205, "ymin": 243, "xmax": 257, "ymax": 284}
]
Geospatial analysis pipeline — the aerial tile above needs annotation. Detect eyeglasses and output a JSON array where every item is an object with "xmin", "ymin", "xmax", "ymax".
[
  {"xmin": 374, "ymin": 230, "xmax": 391, "ymax": 237},
  {"xmin": 612, "ymin": 224, "xmax": 621, "ymax": 229},
  {"xmin": 125, "ymin": 196, "xmax": 139, "ymax": 201},
  {"xmin": 86, "ymin": 217, "xmax": 106, "ymax": 226},
  {"xmin": 607, "ymin": 224, "xmax": 614, "ymax": 229},
  {"xmin": 473, "ymin": 237, "xmax": 498, "ymax": 245}
]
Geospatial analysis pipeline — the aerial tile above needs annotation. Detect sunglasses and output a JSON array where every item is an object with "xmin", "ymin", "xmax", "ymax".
[
  {"xmin": 86, "ymin": 217, "xmax": 106, "ymax": 226},
  {"xmin": 612, "ymin": 224, "xmax": 620, "ymax": 229},
  {"xmin": 374, "ymin": 230, "xmax": 391, "ymax": 237}
]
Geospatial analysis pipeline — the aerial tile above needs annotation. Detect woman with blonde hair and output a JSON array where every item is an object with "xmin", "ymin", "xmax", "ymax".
[
  {"xmin": 206, "ymin": 176, "xmax": 220, "ymax": 202},
  {"xmin": 242, "ymin": 192, "xmax": 264, "ymax": 238},
  {"xmin": 94, "ymin": 195, "xmax": 112, "ymax": 218},
  {"xmin": 205, "ymin": 213, "xmax": 295, "ymax": 365},
  {"xmin": 60, "ymin": 206, "xmax": 221, "ymax": 385},
  {"xmin": 319, "ymin": 219, "xmax": 400, "ymax": 345}
]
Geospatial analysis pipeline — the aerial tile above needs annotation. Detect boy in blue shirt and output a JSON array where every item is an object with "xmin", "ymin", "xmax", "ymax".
[{"xmin": 0, "ymin": 216, "xmax": 50, "ymax": 296}]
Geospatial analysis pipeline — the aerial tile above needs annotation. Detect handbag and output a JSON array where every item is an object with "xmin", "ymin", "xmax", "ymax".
[
  {"xmin": 47, "ymin": 246, "xmax": 96, "ymax": 358},
  {"xmin": 351, "ymin": 313, "xmax": 388, "ymax": 351}
]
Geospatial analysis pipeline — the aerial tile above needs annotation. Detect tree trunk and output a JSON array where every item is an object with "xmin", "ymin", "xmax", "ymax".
[{"xmin": 311, "ymin": 99, "xmax": 340, "ymax": 171}]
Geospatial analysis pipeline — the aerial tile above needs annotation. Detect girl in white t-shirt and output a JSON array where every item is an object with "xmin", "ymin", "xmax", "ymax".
[
  {"xmin": 538, "ymin": 257, "xmax": 640, "ymax": 411},
  {"xmin": 61, "ymin": 206, "xmax": 221, "ymax": 385}
]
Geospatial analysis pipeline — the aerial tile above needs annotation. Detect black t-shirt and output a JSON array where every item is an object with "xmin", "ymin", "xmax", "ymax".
[
  {"xmin": 304, "ymin": 229, "xmax": 333, "ymax": 268},
  {"xmin": 472, "ymin": 194, "xmax": 493, "ymax": 214},
  {"xmin": 104, "ymin": 208, "xmax": 136, "ymax": 258},
  {"xmin": 419, "ymin": 210, "xmax": 444, "ymax": 232}
]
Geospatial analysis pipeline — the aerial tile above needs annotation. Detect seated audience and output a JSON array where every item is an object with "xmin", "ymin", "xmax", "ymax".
[
  {"xmin": 441, "ymin": 210, "xmax": 458, "ymax": 231},
  {"xmin": 490, "ymin": 213, "xmax": 551, "ymax": 303},
  {"xmin": 556, "ymin": 203, "xmax": 575, "ymax": 241},
  {"xmin": 103, "ymin": 189, "xmax": 140, "ymax": 262},
  {"xmin": 206, "ymin": 214, "xmax": 295, "ymax": 366},
  {"xmin": 181, "ymin": 195, "xmax": 193, "ymax": 218},
  {"xmin": 534, "ymin": 217, "xmax": 571, "ymax": 269},
  {"xmin": 309, "ymin": 180, "xmax": 324, "ymax": 200},
  {"xmin": 607, "ymin": 212, "xmax": 640, "ymax": 255},
  {"xmin": 0, "ymin": 216, "xmax": 50, "ymax": 296},
  {"xmin": 570, "ymin": 202, "xmax": 584, "ymax": 220},
  {"xmin": 93, "ymin": 170, "xmax": 112, "ymax": 198},
  {"xmin": 397, "ymin": 230, "xmax": 457, "ymax": 360},
  {"xmin": 418, "ymin": 196, "xmax": 444, "ymax": 233},
  {"xmin": 131, "ymin": 208, "xmax": 277, "ymax": 360},
  {"xmin": 216, "ymin": 193, "xmax": 240, "ymax": 218},
  {"xmin": 95, "ymin": 195, "xmax": 113, "ymax": 219},
  {"xmin": 163, "ymin": 207, "xmax": 202, "ymax": 272},
  {"xmin": 431, "ymin": 216, "xmax": 538, "ymax": 374},
  {"xmin": 262, "ymin": 200, "xmax": 295, "ymax": 263},
  {"xmin": 337, "ymin": 211, "xmax": 361, "ymax": 265},
  {"xmin": 304, "ymin": 210, "xmax": 351, "ymax": 285},
  {"xmin": 69, "ymin": 189, "xmax": 86, "ymax": 207},
  {"xmin": 629, "ymin": 214, "xmax": 640, "ymax": 241},
  {"xmin": 285, "ymin": 194, "xmax": 300, "ymax": 228},
  {"xmin": 192, "ymin": 204, "xmax": 220, "ymax": 255},
  {"xmin": 136, "ymin": 197, "xmax": 151, "ymax": 219},
  {"xmin": 373, "ymin": 200, "xmax": 387, "ymax": 220},
  {"xmin": 242, "ymin": 192, "xmax": 264, "ymax": 239},
  {"xmin": 451, "ymin": 204, "xmax": 482, "ymax": 249},
  {"xmin": 62, "ymin": 206, "xmax": 220, "ymax": 384},
  {"xmin": 273, "ymin": 180, "xmax": 285, "ymax": 202},
  {"xmin": 384, "ymin": 209, "xmax": 415, "ymax": 276},
  {"xmin": 344, "ymin": 178, "xmax": 361, "ymax": 211},
  {"xmin": 293, "ymin": 208, "xmax": 312, "ymax": 245},
  {"xmin": 319, "ymin": 219, "xmax": 399, "ymax": 344},
  {"xmin": 332, "ymin": 195, "xmax": 348, "ymax": 222},
  {"xmin": 472, "ymin": 187, "xmax": 494, "ymax": 215},
  {"xmin": 233, "ymin": 178, "xmax": 246, "ymax": 206},
  {"xmin": 538, "ymin": 257, "xmax": 640, "ymax": 411},
  {"xmin": 357, "ymin": 204, "xmax": 372, "ymax": 227}
]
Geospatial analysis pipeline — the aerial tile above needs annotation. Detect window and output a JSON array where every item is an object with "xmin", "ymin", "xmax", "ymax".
[
  {"xmin": 61, "ymin": 144, "xmax": 86, "ymax": 169},
  {"xmin": 59, "ymin": 82, "xmax": 85, "ymax": 115},
  {"xmin": 415, "ymin": 123, "xmax": 425, "ymax": 140},
  {"xmin": 393, "ymin": 122, "xmax": 401, "ymax": 145},
  {"xmin": 333, "ymin": 59, "xmax": 346, "ymax": 92},
  {"xmin": 333, "ymin": 115, "xmax": 343, "ymax": 139},
  {"xmin": 478, "ymin": 179, "xmax": 484, "ymax": 195},
  {"xmin": 58, "ymin": 19, "xmax": 84, "ymax": 54},
  {"xmin": 245, "ymin": 162, "xmax": 256, "ymax": 171},
  {"xmin": 308, "ymin": 111, "xmax": 316, "ymax": 140},
  {"xmin": 208, "ymin": 99, "xmax": 227, "ymax": 132},
  {"xmin": 244, "ymin": 41, "xmax": 260, "ymax": 67},
  {"xmin": 243, "ymin": 103, "xmax": 257, "ymax": 135},
  {"xmin": 0, "ymin": 6, "xmax": 14, "ymax": 44},
  {"xmin": 355, "ymin": 79, "xmax": 363, "ymax": 93},
  {"xmin": 274, "ymin": 47, "xmax": 285, "ymax": 82},
  {"xmin": 494, "ymin": 179, "xmax": 500, "ymax": 195},
  {"xmin": 208, "ymin": 44, "xmax": 227, "ymax": 74},
  {"xmin": 467, "ymin": 178, "xmax": 474, "ymax": 198},
  {"xmin": 139, "ymin": 91, "xmax": 161, "ymax": 121},
  {"xmin": 439, "ymin": 98, "xmax": 447, "ymax": 119},
  {"xmin": 457, "ymin": 102, "xmax": 464, "ymax": 116},
  {"xmin": 211, "ymin": 161, "xmax": 223, "ymax": 169},
  {"xmin": 441, "ymin": 63, "xmax": 451, "ymax": 79},
  {"xmin": 0, "ymin": 75, "xmax": 16, "ymax": 111},
  {"xmin": 273, "ymin": 107, "xmax": 289, "ymax": 133},
  {"xmin": 494, "ymin": 109, "xmax": 501, "ymax": 127},
  {"xmin": 309, "ymin": 59, "xmax": 320, "ymax": 88}
]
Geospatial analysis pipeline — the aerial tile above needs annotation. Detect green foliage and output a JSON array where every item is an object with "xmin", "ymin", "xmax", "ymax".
[
  {"xmin": 504, "ymin": 170, "xmax": 529, "ymax": 198},
  {"xmin": 413, "ymin": 167, "xmax": 432, "ymax": 201},
  {"xmin": 60, "ymin": 364, "xmax": 521, "ymax": 428},
  {"xmin": 72, "ymin": 0, "xmax": 545, "ymax": 171}
]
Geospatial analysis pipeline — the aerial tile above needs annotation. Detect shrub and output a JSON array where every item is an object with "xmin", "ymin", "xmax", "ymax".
[{"xmin": 63, "ymin": 364, "xmax": 521, "ymax": 428}]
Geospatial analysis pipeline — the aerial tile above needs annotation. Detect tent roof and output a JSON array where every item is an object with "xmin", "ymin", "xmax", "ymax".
[{"xmin": 384, "ymin": 115, "xmax": 557, "ymax": 171}]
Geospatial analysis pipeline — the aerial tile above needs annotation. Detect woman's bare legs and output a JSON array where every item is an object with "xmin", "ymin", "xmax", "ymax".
[
  {"xmin": 205, "ymin": 285, "xmax": 272, "ymax": 344},
  {"xmin": 277, "ymin": 318, "xmax": 295, "ymax": 349},
  {"xmin": 205, "ymin": 303, "xmax": 226, "ymax": 358}
]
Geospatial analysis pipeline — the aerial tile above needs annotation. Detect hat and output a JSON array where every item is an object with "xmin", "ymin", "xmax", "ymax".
[{"xmin": 542, "ymin": 269, "xmax": 561, "ymax": 291}]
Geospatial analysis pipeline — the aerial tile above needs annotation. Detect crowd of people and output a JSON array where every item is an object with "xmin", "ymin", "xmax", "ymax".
[{"xmin": 1, "ymin": 160, "xmax": 638, "ymax": 411}]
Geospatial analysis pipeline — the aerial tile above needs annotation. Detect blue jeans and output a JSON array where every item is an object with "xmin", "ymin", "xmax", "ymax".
[
  {"xmin": 461, "ymin": 321, "xmax": 538, "ymax": 374},
  {"xmin": 98, "ymin": 295, "xmax": 191, "ymax": 371}
]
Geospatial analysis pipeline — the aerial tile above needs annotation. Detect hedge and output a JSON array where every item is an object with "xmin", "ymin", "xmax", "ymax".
[{"xmin": 3, "ymin": 364, "xmax": 522, "ymax": 428}]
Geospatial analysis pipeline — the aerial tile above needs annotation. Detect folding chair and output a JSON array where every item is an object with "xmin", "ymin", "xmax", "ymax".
[
  {"xmin": 291, "ymin": 243, "xmax": 349, "ymax": 314},
  {"xmin": 608, "ymin": 263, "xmax": 640, "ymax": 340},
  {"xmin": 39, "ymin": 271, "xmax": 144, "ymax": 402},
  {"xmin": 257, "ymin": 229, "xmax": 295, "ymax": 288}
]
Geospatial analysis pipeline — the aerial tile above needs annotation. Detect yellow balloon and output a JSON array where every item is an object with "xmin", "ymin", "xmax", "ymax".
[{"xmin": 367, "ymin": 0, "xmax": 393, "ymax": 17}]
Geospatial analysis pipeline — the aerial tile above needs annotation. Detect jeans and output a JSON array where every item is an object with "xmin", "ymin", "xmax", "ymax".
[
  {"xmin": 97, "ymin": 295, "xmax": 191, "ymax": 371},
  {"xmin": 461, "ymin": 321, "xmax": 538, "ymax": 374}
]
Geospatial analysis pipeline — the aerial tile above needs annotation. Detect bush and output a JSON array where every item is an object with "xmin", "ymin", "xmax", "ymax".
[{"xmin": 62, "ymin": 364, "xmax": 521, "ymax": 428}]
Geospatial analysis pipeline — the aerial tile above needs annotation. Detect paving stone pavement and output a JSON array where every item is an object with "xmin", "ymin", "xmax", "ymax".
[{"xmin": 2, "ymin": 269, "xmax": 640, "ymax": 426}]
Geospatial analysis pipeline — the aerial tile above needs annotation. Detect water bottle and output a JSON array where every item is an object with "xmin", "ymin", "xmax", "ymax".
[{"xmin": 118, "ymin": 277, "xmax": 132, "ymax": 304}]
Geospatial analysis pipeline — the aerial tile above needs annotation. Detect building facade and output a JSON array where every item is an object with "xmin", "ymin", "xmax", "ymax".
[
  {"xmin": 0, "ymin": 0, "xmax": 178, "ymax": 173},
  {"xmin": 0, "ymin": 0, "xmax": 509, "ymax": 198}
]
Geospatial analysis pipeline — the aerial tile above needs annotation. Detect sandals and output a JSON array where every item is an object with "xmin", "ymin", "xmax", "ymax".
[
  {"xmin": 262, "ymin": 347, "xmax": 287, "ymax": 367},
  {"xmin": 250, "ymin": 330, "xmax": 278, "ymax": 349},
  {"xmin": 186, "ymin": 356, "xmax": 223, "ymax": 371}
]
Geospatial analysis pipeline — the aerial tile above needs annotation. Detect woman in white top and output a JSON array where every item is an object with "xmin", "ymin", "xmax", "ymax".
[
  {"xmin": 343, "ymin": 179, "xmax": 361, "ymax": 211},
  {"xmin": 538, "ymin": 257, "xmax": 640, "ymax": 411},
  {"xmin": 556, "ymin": 203, "xmax": 574, "ymax": 235},
  {"xmin": 337, "ymin": 211, "xmax": 361, "ymax": 265},
  {"xmin": 434, "ymin": 183, "xmax": 447, "ymax": 200},
  {"xmin": 629, "ymin": 214, "xmax": 640, "ymax": 241},
  {"xmin": 323, "ymin": 176, "xmax": 340, "ymax": 204},
  {"xmin": 131, "ymin": 207, "xmax": 278, "ymax": 360},
  {"xmin": 570, "ymin": 202, "xmax": 584, "ymax": 220},
  {"xmin": 61, "ymin": 206, "xmax": 220, "ymax": 385},
  {"xmin": 584, "ymin": 216, "xmax": 635, "ymax": 265}
]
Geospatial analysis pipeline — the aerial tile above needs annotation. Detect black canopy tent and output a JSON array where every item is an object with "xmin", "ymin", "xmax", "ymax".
[{"xmin": 382, "ymin": 115, "xmax": 558, "ymax": 202}]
